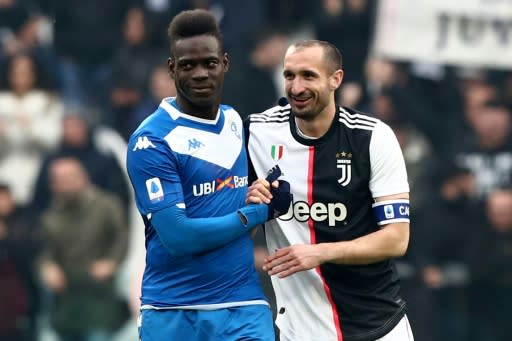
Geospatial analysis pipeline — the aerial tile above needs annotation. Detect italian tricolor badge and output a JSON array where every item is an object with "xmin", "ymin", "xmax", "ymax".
[{"xmin": 271, "ymin": 144, "xmax": 284, "ymax": 161}]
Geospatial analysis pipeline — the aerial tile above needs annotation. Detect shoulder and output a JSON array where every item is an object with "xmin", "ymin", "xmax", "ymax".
[
  {"xmin": 247, "ymin": 104, "xmax": 291, "ymax": 124},
  {"xmin": 128, "ymin": 106, "xmax": 173, "ymax": 147},
  {"xmin": 337, "ymin": 106, "xmax": 381, "ymax": 132},
  {"xmin": 221, "ymin": 104, "xmax": 243, "ymax": 124}
]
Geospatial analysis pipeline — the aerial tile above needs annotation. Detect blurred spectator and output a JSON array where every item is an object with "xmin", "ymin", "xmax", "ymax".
[
  {"xmin": 387, "ymin": 116, "xmax": 435, "ymax": 341},
  {"xmin": 0, "ymin": 52, "xmax": 63, "ymax": 205},
  {"xmin": 0, "ymin": 2, "xmax": 59, "ymax": 89},
  {"xmin": 0, "ymin": 0, "xmax": 28, "ymax": 38},
  {"xmin": 125, "ymin": 64, "xmax": 176, "ymax": 139},
  {"xmin": 30, "ymin": 104, "xmax": 130, "ymax": 216},
  {"xmin": 454, "ymin": 99, "xmax": 512, "ymax": 200},
  {"xmin": 468, "ymin": 189, "xmax": 512, "ymax": 341},
  {"xmin": 110, "ymin": 7, "xmax": 165, "ymax": 136},
  {"xmin": 185, "ymin": 0, "xmax": 265, "ymax": 53},
  {"xmin": 378, "ymin": 60, "xmax": 467, "ymax": 156},
  {"xmin": 419, "ymin": 163, "xmax": 478, "ymax": 341},
  {"xmin": 39, "ymin": 0, "xmax": 132, "ymax": 112},
  {"xmin": 39, "ymin": 157, "xmax": 128, "ymax": 341},
  {"xmin": 0, "ymin": 183, "xmax": 40, "ymax": 341},
  {"xmin": 313, "ymin": 0, "xmax": 374, "ymax": 83},
  {"xmin": 261, "ymin": 0, "xmax": 315, "ymax": 31},
  {"xmin": 131, "ymin": 0, "xmax": 190, "ymax": 48},
  {"xmin": 223, "ymin": 29, "xmax": 288, "ymax": 118}
]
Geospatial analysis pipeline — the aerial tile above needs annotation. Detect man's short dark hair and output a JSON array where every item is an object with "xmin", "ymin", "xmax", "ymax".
[
  {"xmin": 168, "ymin": 9, "xmax": 223, "ymax": 55},
  {"xmin": 291, "ymin": 40, "xmax": 343, "ymax": 73}
]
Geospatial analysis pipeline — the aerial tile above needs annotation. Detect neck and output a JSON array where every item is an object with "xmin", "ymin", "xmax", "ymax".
[
  {"xmin": 295, "ymin": 101, "xmax": 337, "ymax": 138},
  {"xmin": 176, "ymin": 96, "xmax": 219, "ymax": 120}
]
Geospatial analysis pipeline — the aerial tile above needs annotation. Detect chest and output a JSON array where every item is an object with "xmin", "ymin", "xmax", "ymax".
[{"xmin": 248, "ymin": 123, "xmax": 372, "ymax": 205}]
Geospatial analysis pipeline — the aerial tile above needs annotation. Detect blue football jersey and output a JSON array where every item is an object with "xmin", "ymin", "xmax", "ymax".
[{"xmin": 126, "ymin": 98, "xmax": 266, "ymax": 309}]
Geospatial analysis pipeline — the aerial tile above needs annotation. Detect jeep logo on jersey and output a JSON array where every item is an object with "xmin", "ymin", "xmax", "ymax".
[
  {"xmin": 279, "ymin": 201, "xmax": 348, "ymax": 227},
  {"xmin": 133, "ymin": 136, "xmax": 156, "ymax": 151},
  {"xmin": 192, "ymin": 175, "xmax": 248, "ymax": 196},
  {"xmin": 336, "ymin": 151, "xmax": 352, "ymax": 186}
]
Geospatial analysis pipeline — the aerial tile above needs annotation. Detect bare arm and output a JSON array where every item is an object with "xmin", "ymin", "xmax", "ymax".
[
  {"xmin": 320, "ymin": 193, "xmax": 409, "ymax": 264},
  {"xmin": 263, "ymin": 193, "xmax": 410, "ymax": 278}
]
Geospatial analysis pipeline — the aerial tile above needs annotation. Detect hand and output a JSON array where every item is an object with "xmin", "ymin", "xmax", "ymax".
[
  {"xmin": 263, "ymin": 244, "xmax": 325, "ymax": 278},
  {"xmin": 246, "ymin": 164, "xmax": 283, "ymax": 204},
  {"xmin": 89, "ymin": 259, "xmax": 117, "ymax": 281},
  {"xmin": 40, "ymin": 262, "xmax": 67, "ymax": 292},
  {"xmin": 267, "ymin": 180, "xmax": 292, "ymax": 220},
  {"xmin": 246, "ymin": 178, "xmax": 275, "ymax": 205},
  {"xmin": 264, "ymin": 165, "xmax": 292, "ymax": 220}
]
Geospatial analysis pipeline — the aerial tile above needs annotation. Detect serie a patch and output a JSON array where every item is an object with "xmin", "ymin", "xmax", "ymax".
[{"xmin": 372, "ymin": 199, "xmax": 410, "ymax": 226}]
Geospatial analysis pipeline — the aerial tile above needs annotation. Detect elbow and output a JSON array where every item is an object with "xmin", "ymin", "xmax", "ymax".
[
  {"xmin": 395, "ymin": 238, "xmax": 409, "ymax": 258},
  {"xmin": 389, "ymin": 223, "xmax": 410, "ymax": 258},
  {"xmin": 395, "ymin": 230, "xmax": 410, "ymax": 258}
]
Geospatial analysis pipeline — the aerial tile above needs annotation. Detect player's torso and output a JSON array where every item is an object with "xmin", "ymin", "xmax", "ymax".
[
  {"xmin": 135, "ymin": 100, "xmax": 264, "ymax": 307},
  {"xmin": 248, "ymin": 106, "xmax": 377, "ymax": 245},
  {"xmin": 168, "ymin": 115, "xmax": 248, "ymax": 218},
  {"xmin": 247, "ymin": 106, "xmax": 405, "ymax": 341}
]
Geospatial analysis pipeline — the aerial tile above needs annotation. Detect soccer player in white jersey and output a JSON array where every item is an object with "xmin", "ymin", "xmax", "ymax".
[
  {"xmin": 126, "ymin": 10, "xmax": 291, "ymax": 341},
  {"xmin": 245, "ymin": 40, "xmax": 414, "ymax": 341}
]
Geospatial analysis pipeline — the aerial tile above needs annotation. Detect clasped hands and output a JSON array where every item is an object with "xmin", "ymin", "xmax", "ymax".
[{"xmin": 246, "ymin": 165, "xmax": 325, "ymax": 278}]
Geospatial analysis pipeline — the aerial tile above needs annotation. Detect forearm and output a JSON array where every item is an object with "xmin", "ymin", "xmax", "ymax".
[
  {"xmin": 320, "ymin": 223, "xmax": 410, "ymax": 265},
  {"xmin": 152, "ymin": 204, "xmax": 268, "ymax": 257}
]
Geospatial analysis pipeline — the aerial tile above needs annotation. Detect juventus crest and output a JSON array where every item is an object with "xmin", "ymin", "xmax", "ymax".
[{"xmin": 336, "ymin": 151, "xmax": 352, "ymax": 186}]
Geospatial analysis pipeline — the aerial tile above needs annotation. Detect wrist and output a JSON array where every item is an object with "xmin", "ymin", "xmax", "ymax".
[
  {"xmin": 238, "ymin": 204, "xmax": 268, "ymax": 227},
  {"xmin": 319, "ymin": 242, "xmax": 343, "ymax": 265}
]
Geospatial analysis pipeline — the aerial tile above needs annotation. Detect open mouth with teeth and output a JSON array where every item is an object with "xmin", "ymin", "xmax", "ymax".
[{"xmin": 290, "ymin": 95, "xmax": 313, "ymax": 106}]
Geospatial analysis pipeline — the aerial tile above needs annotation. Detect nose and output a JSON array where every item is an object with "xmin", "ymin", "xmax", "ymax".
[
  {"xmin": 288, "ymin": 78, "xmax": 306, "ymax": 95},
  {"xmin": 192, "ymin": 65, "xmax": 208, "ymax": 80}
]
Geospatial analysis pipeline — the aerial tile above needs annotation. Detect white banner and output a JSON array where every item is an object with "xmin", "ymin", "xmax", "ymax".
[{"xmin": 372, "ymin": 0, "xmax": 512, "ymax": 69}]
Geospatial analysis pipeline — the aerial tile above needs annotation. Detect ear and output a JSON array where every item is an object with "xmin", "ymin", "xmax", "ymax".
[
  {"xmin": 223, "ymin": 52, "xmax": 230, "ymax": 72},
  {"xmin": 167, "ymin": 57, "xmax": 176, "ymax": 80},
  {"xmin": 330, "ymin": 69, "xmax": 344, "ymax": 91}
]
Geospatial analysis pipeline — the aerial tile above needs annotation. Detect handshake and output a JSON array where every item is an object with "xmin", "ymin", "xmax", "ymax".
[{"xmin": 264, "ymin": 165, "xmax": 293, "ymax": 220}]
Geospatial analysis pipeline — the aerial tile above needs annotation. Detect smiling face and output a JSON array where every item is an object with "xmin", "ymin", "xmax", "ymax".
[
  {"xmin": 168, "ymin": 35, "xmax": 229, "ymax": 119},
  {"xmin": 283, "ymin": 45, "xmax": 342, "ymax": 122}
]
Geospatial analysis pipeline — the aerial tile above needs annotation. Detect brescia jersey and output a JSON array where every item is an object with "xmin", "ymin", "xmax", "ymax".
[{"xmin": 127, "ymin": 97, "xmax": 266, "ymax": 310}]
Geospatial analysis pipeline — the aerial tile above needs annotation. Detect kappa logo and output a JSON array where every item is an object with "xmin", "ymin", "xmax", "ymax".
[
  {"xmin": 188, "ymin": 138, "xmax": 204, "ymax": 151},
  {"xmin": 133, "ymin": 136, "xmax": 156, "ymax": 151},
  {"xmin": 336, "ymin": 151, "xmax": 352, "ymax": 186}
]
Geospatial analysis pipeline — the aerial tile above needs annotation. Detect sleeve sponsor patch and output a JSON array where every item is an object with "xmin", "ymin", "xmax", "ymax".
[{"xmin": 146, "ymin": 177, "xmax": 164, "ymax": 203}]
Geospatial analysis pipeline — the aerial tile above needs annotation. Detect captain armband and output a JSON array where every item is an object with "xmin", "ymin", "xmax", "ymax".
[{"xmin": 372, "ymin": 199, "xmax": 410, "ymax": 226}]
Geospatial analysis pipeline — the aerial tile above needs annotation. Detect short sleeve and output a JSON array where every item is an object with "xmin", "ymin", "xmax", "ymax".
[
  {"xmin": 369, "ymin": 121, "xmax": 410, "ymax": 198},
  {"xmin": 126, "ymin": 134, "xmax": 184, "ymax": 215}
]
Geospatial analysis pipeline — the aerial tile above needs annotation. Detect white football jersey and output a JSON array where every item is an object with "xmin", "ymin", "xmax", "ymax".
[{"xmin": 246, "ymin": 104, "xmax": 410, "ymax": 341}]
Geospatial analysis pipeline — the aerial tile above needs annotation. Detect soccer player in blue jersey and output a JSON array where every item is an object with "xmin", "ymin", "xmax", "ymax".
[{"xmin": 125, "ymin": 9, "xmax": 291, "ymax": 341}]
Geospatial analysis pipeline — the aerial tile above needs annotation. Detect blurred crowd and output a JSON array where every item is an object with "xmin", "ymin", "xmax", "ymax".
[{"xmin": 0, "ymin": 0, "xmax": 511, "ymax": 340}]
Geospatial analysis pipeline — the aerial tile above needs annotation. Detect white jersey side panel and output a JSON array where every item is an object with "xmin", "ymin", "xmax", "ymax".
[{"xmin": 248, "ymin": 117, "xmax": 340, "ymax": 341}]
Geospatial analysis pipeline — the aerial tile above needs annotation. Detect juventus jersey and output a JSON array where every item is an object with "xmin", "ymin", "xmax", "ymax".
[{"xmin": 246, "ymin": 105, "xmax": 410, "ymax": 341}]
